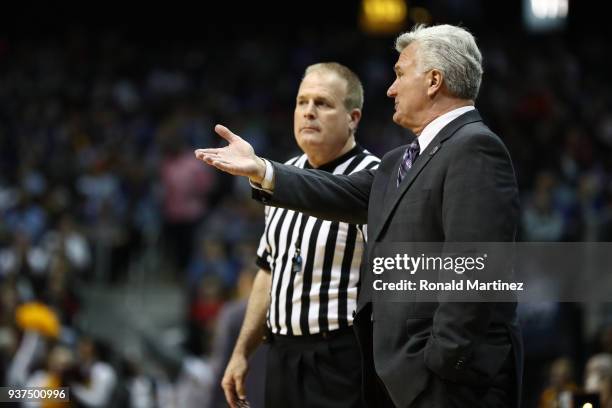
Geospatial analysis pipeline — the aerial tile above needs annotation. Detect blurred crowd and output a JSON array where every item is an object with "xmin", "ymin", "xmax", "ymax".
[{"xmin": 1, "ymin": 22, "xmax": 611, "ymax": 407}]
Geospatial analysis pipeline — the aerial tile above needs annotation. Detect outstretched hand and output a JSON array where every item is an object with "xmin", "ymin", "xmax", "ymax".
[{"xmin": 195, "ymin": 124, "xmax": 266, "ymax": 184}]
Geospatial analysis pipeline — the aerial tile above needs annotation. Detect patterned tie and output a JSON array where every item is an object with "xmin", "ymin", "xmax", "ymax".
[{"xmin": 397, "ymin": 139, "xmax": 420, "ymax": 187}]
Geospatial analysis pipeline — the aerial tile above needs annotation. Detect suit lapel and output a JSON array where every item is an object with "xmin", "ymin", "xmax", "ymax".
[{"xmin": 371, "ymin": 109, "xmax": 483, "ymax": 242}]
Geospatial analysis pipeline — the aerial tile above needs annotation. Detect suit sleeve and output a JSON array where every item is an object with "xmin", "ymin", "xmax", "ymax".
[
  {"xmin": 252, "ymin": 162, "xmax": 374, "ymax": 225},
  {"xmin": 424, "ymin": 132, "xmax": 520, "ymax": 382}
]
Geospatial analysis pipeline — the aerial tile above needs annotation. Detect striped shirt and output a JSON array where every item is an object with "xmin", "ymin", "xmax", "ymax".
[{"xmin": 256, "ymin": 145, "xmax": 380, "ymax": 335}]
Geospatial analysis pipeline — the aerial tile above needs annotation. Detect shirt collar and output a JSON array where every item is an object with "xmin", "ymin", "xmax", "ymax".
[
  {"xmin": 416, "ymin": 105, "xmax": 475, "ymax": 152},
  {"xmin": 304, "ymin": 144, "xmax": 364, "ymax": 172}
]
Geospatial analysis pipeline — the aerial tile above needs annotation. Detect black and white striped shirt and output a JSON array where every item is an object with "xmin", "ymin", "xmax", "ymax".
[{"xmin": 256, "ymin": 145, "xmax": 380, "ymax": 335}]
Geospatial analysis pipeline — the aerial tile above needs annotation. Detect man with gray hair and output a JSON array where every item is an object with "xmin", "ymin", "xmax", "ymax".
[{"xmin": 196, "ymin": 24, "xmax": 522, "ymax": 407}]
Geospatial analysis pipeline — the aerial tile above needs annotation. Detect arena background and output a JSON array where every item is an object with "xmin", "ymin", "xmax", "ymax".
[{"xmin": 1, "ymin": 1, "xmax": 611, "ymax": 406}]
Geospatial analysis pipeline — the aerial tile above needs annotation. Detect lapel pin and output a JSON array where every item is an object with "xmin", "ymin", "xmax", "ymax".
[{"xmin": 429, "ymin": 145, "xmax": 440, "ymax": 156}]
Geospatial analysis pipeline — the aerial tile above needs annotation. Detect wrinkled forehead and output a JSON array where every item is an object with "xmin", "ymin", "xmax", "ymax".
[{"xmin": 396, "ymin": 42, "xmax": 421, "ymax": 70}]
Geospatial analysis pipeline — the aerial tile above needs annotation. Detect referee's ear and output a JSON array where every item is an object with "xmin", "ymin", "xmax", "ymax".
[{"xmin": 348, "ymin": 108, "xmax": 362, "ymax": 135}]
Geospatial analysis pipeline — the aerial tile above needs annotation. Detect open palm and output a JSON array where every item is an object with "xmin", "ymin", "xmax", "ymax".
[{"xmin": 195, "ymin": 124, "xmax": 264, "ymax": 181}]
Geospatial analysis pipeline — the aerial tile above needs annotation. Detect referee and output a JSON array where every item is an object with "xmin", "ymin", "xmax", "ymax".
[{"xmin": 221, "ymin": 63, "xmax": 379, "ymax": 408}]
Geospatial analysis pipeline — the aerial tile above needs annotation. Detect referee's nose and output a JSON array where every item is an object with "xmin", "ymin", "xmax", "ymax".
[{"xmin": 301, "ymin": 100, "xmax": 316, "ymax": 119}]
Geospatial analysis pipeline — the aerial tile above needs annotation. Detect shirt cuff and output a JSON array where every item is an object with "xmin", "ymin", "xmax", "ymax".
[{"xmin": 249, "ymin": 159, "xmax": 274, "ymax": 193}]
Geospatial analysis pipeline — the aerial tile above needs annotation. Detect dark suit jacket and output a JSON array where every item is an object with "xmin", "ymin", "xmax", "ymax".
[{"xmin": 253, "ymin": 110, "xmax": 523, "ymax": 407}]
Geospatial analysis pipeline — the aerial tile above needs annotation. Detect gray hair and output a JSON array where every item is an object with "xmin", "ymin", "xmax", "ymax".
[
  {"xmin": 395, "ymin": 24, "xmax": 483, "ymax": 100},
  {"xmin": 303, "ymin": 62, "xmax": 364, "ymax": 111}
]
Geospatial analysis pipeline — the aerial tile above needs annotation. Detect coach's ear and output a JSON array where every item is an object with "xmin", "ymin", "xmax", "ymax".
[
  {"xmin": 426, "ymin": 69, "xmax": 444, "ymax": 98},
  {"xmin": 348, "ymin": 108, "xmax": 362, "ymax": 135}
]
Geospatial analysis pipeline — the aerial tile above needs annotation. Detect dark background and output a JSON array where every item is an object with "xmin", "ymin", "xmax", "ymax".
[{"xmin": 1, "ymin": 1, "xmax": 611, "ymax": 407}]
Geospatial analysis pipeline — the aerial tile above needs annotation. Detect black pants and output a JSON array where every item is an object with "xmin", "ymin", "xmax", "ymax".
[{"xmin": 265, "ymin": 327, "xmax": 365, "ymax": 408}]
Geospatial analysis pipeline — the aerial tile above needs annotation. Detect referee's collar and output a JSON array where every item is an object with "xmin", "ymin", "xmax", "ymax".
[{"xmin": 304, "ymin": 144, "xmax": 364, "ymax": 172}]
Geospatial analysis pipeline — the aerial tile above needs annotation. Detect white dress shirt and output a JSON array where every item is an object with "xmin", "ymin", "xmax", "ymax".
[{"xmin": 416, "ymin": 105, "xmax": 475, "ymax": 152}]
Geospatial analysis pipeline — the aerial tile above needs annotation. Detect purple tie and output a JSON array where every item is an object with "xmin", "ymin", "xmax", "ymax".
[{"xmin": 397, "ymin": 139, "xmax": 420, "ymax": 187}]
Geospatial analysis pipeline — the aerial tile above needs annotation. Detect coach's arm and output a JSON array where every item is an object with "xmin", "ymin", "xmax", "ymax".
[{"xmin": 195, "ymin": 124, "xmax": 372, "ymax": 225}]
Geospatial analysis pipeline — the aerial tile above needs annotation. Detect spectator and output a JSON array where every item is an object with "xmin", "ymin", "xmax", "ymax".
[
  {"xmin": 538, "ymin": 357, "xmax": 578, "ymax": 408},
  {"xmin": 584, "ymin": 354, "xmax": 612, "ymax": 408}
]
